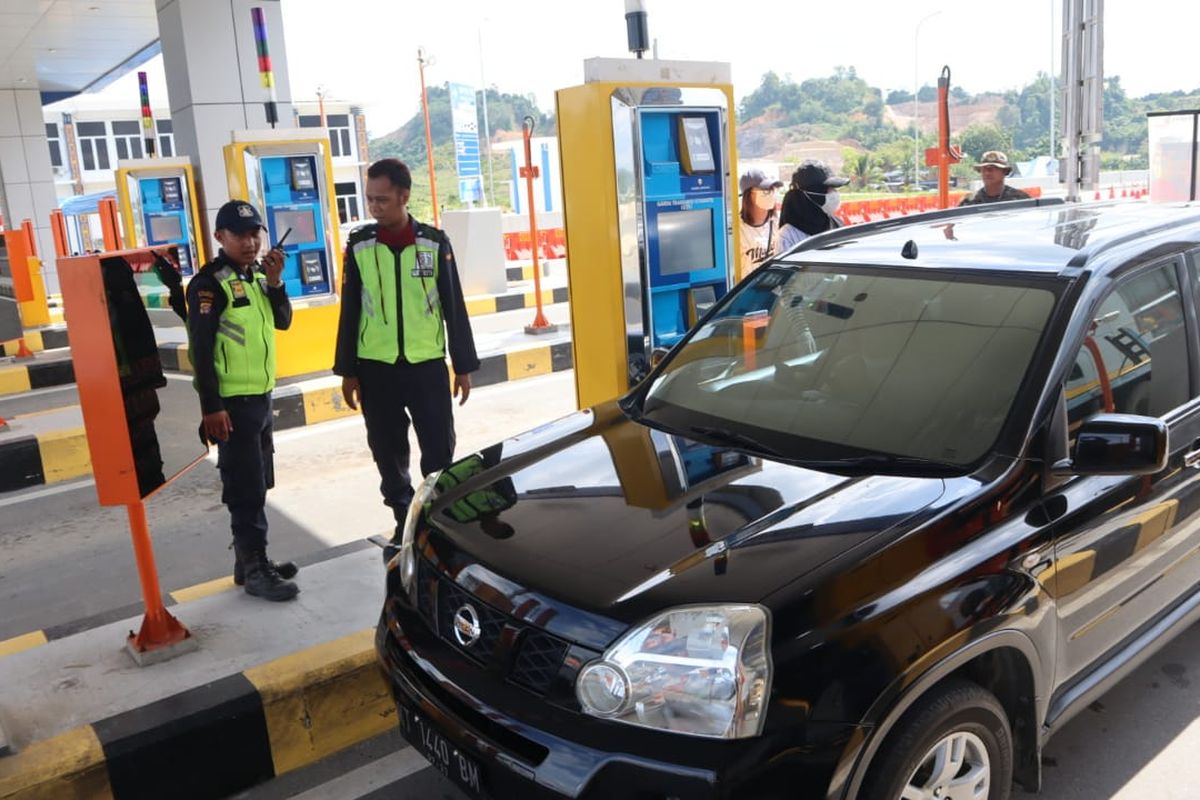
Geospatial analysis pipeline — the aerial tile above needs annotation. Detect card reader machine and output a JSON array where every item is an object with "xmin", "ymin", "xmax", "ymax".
[
  {"xmin": 115, "ymin": 158, "xmax": 205, "ymax": 276},
  {"xmin": 259, "ymin": 154, "xmax": 332, "ymax": 296}
]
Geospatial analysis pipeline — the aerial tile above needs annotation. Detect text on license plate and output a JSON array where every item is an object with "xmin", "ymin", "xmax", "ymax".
[{"xmin": 401, "ymin": 707, "xmax": 485, "ymax": 796}]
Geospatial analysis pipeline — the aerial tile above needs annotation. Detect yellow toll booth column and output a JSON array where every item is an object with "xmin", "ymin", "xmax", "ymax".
[
  {"xmin": 557, "ymin": 59, "xmax": 739, "ymax": 409},
  {"xmin": 224, "ymin": 130, "xmax": 343, "ymax": 378}
]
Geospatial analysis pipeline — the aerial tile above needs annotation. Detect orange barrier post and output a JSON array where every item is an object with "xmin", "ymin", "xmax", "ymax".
[
  {"xmin": 98, "ymin": 196, "xmax": 121, "ymax": 251},
  {"xmin": 127, "ymin": 501, "xmax": 191, "ymax": 653},
  {"xmin": 417, "ymin": 48, "xmax": 440, "ymax": 229},
  {"xmin": 3, "ymin": 227, "xmax": 40, "ymax": 354},
  {"xmin": 50, "ymin": 209, "xmax": 69, "ymax": 258},
  {"xmin": 520, "ymin": 116, "xmax": 555, "ymax": 334}
]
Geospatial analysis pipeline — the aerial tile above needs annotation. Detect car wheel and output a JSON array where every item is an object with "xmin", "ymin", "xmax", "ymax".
[{"xmin": 861, "ymin": 678, "xmax": 1013, "ymax": 800}]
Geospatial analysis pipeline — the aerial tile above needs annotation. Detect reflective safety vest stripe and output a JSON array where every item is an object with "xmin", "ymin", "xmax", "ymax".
[
  {"xmin": 354, "ymin": 236, "xmax": 445, "ymax": 364},
  {"xmin": 211, "ymin": 265, "xmax": 276, "ymax": 396}
]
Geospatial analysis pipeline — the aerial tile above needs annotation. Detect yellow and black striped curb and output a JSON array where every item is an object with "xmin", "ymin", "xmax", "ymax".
[
  {"xmin": 0, "ymin": 342, "xmax": 574, "ymax": 494},
  {"xmin": 504, "ymin": 262, "xmax": 564, "ymax": 283},
  {"xmin": 0, "ymin": 627, "xmax": 394, "ymax": 800},
  {"xmin": 0, "ymin": 358, "xmax": 74, "ymax": 397},
  {"xmin": 464, "ymin": 285, "xmax": 569, "ymax": 316},
  {"xmin": 0, "ymin": 327, "xmax": 69, "ymax": 358},
  {"xmin": 0, "ymin": 540, "xmax": 375, "ymax": 662}
]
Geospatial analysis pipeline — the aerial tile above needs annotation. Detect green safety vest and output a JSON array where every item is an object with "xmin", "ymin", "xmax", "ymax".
[
  {"xmin": 211, "ymin": 265, "xmax": 276, "ymax": 397},
  {"xmin": 353, "ymin": 233, "xmax": 445, "ymax": 364}
]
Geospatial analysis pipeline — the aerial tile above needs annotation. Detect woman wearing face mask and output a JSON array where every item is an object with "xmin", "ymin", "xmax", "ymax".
[
  {"xmin": 778, "ymin": 161, "xmax": 850, "ymax": 252},
  {"xmin": 738, "ymin": 168, "xmax": 784, "ymax": 277}
]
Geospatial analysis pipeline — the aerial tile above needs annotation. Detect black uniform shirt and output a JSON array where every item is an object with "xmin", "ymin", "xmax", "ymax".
[
  {"xmin": 186, "ymin": 251, "xmax": 293, "ymax": 414},
  {"xmin": 333, "ymin": 218, "xmax": 480, "ymax": 378}
]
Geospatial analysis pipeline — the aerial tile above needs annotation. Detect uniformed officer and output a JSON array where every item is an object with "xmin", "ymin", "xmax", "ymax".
[
  {"xmin": 187, "ymin": 200, "xmax": 299, "ymax": 602},
  {"xmin": 333, "ymin": 159, "xmax": 479, "ymax": 538},
  {"xmin": 959, "ymin": 150, "xmax": 1032, "ymax": 205}
]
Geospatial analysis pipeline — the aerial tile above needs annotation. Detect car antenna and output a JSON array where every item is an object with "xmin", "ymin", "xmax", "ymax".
[{"xmin": 901, "ymin": 239, "xmax": 919, "ymax": 260}]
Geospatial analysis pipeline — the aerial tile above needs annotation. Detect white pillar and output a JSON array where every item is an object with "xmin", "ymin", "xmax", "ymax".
[
  {"xmin": 156, "ymin": 0, "xmax": 295, "ymax": 239},
  {"xmin": 0, "ymin": 89, "xmax": 60, "ymax": 292}
]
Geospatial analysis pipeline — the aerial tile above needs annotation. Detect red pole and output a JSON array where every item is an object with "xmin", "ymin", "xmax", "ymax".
[
  {"xmin": 928, "ymin": 66, "xmax": 961, "ymax": 209},
  {"xmin": 126, "ymin": 501, "xmax": 191, "ymax": 653},
  {"xmin": 418, "ymin": 48, "xmax": 440, "ymax": 228},
  {"xmin": 521, "ymin": 117, "xmax": 552, "ymax": 332}
]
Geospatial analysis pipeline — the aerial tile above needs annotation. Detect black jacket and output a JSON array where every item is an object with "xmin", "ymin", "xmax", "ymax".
[
  {"xmin": 333, "ymin": 219, "xmax": 479, "ymax": 378},
  {"xmin": 186, "ymin": 252, "xmax": 292, "ymax": 414}
]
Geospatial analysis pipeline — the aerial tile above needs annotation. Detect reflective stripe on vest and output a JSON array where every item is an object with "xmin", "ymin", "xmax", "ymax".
[
  {"xmin": 354, "ymin": 236, "xmax": 445, "ymax": 364},
  {"xmin": 212, "ymin": 265, "xmax": 276, "ymax": 397}
]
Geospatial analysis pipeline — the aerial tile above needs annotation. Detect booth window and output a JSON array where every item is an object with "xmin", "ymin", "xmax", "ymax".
[
  {"xmin": 76, "ymin": 121, "xmax": 110, "ymax": 171},
  {"xmin": 335, "ymin": 181, "xmax": 360, "ymax": 224},
  {"xmin": 45, "ymin": 123, "xmax": 62, "ymax": 168},
  {"xmin": 112, "ymin": 120, "xmax": 143, "ymax": 160},
  {"xmin": 156, "ymin": 119, "xmax": 174, "ymax": 158},
  {"xmin": 299, "ymin": 113, "xmax": 353, "ymax": 158}
]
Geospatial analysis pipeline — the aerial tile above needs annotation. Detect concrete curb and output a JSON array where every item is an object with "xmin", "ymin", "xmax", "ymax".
[
  {"xmin": 0, "ymin": 327, "xmax": 69, "ymax": 358},
  {"xmin": 0, "ymin": 628, "xmax": 392, "ymax": 800},
  {"xmin": 0, "ymin": 341, "xmax": 575, "ymax": 494},
  {"xmin": 0, "ymin": 358, "xmax": 74, "ymax": 398},
  {"xmin": 464, "ymin": 285, "xmax": 569, "ymax": 316}
]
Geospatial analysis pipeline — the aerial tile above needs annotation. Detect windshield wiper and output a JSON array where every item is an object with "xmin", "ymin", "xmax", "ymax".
[
  {"xmin": 800, "ymin": 453, "xmax": 954, "ymax": 472},
  {"xmin": 684, "ymin": 425, "xmax": 784, "ymax": 457}
]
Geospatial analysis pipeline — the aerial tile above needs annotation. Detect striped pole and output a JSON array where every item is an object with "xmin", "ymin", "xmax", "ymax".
[
  {"xmin": 138, "ymin": 71, "xmax": 156, "ymax": 157},
  {"xmin": 251, "ymin": 7, "xmax": 278, "ymax": 127}
]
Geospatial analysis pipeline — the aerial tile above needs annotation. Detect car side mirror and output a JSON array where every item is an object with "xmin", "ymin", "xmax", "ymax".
[
  {"xmin": 1053, "ymin": 413, "xmax": 1168, "ymax": 476},
  {"xmin": 650, "ymin": 347, "xmax": 670, "ymax": 367}
]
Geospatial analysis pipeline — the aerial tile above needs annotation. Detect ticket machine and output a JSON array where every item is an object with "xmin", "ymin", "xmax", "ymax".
[
  {"xmin": 115, "ymin": 158, "xmax": 205, "ymax": 276},
  {"xmin": 557, "ymin": 59, "xmax": 738, "ymax": 408},
  {"xmin": 224, "ymin": 130, "xmax": 342, "ymax": 376}
]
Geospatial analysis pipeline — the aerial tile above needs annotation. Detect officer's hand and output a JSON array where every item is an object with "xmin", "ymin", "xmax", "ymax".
[
  {"xmin": 454, "ymin": 373, "xmax": 472, "ymax": 406},
  {"xmin": 151, "ymin": 250, "xmax": 182, "ymax": 289},
  {"xmin": 342, "ymin": 376, "xmax": 361, "ymax": 411},
  {"xmin": 262, "ymin": 248, "xmax": 285, "ymax": 287},
  {"xmin": 202, "ymin": 410, "xmax": 233, "ymax": 442}
]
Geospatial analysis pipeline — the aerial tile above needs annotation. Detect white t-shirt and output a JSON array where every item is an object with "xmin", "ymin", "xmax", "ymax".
[
  {"xmin": 740, "ymin": 216, "xmax": 778, "ymax": 277},
  {"xmin": 778, "ymin": 224, "xmax": 809, "ymax": 252}
]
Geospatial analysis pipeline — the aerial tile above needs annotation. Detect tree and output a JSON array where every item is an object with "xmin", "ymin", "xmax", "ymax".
[
  {"xmin": 887, "ymin": 89, "xmax": 914, "ymax": 105},
  {"xmin": 958, "ymin": 124, "xmax": 1013, "ymax": 161},
  {"xmin": 843, "ymin": 149, "xmax": 882, "ymax": 189}
]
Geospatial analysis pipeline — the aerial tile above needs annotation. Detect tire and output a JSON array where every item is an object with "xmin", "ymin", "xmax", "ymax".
[{"xmin": 860, "ymin": 678, "xmax": 1013, "ymax": 800}]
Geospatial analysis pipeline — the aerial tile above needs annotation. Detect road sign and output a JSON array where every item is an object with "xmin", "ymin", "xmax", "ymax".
[{"xmin": 449, "ymin": 83, "xmax": 483, "ymax": 203}]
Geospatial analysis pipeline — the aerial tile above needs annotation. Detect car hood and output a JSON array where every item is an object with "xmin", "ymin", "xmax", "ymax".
[{"xmin": 420, "ymin": 402, "xmax": 947, "ymax": 649}]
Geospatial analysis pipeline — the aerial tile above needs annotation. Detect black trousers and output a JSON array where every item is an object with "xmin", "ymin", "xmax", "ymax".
[
  {"xmin": 216, "ymin": 393, "xmax": 275, "ymax": 549},
  {"xmin": 357, "ymin": 358, "xmax": 455, "ymax": 523}
]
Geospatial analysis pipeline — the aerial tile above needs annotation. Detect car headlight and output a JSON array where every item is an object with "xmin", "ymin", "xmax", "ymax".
[
  {"xmin": 387, "ymin": 471, "xmax": 441, "ymax": 595},
  {"xmin": 575, "ymin": 604, "xmax": 771, "ymax": 739}
]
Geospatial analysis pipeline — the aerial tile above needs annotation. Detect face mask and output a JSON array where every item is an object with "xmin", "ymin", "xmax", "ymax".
[
  {"xmin": 753, "ymin": 190, "xmax": 777, "ymax": 211},
  {"xmin": 823, "ymin": 190, "xmax": 841, "ymax": 214}
]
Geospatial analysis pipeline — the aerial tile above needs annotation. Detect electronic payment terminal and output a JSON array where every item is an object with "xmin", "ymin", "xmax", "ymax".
[{"xmin": 115, "ymin": 158, "xmax": 205, "ymax": 276}]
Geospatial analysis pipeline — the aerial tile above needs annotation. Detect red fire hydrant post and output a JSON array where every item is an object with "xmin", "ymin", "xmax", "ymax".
[
  {"xmin": 925, "ymin": 66, "xmax": 962, "ymax": 209},
  {"xmin": 521, "ymin": 116, "xmax": 556, "ymax": 335}
]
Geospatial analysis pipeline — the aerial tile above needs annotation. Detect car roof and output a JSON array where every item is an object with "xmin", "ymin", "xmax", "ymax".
[{"xmin": 777, "ymin": 199, "xmax": 1200, "ymax": 277}]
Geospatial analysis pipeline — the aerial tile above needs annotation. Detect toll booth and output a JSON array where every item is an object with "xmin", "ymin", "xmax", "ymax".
[
  {"xmin": 557, "ymin": 59, "xmax": 738, "ymax": 409},
  {"xmin": 1148, "ymin": 110, "xmax": 1200, "ymax": 202},
  {"xmin": 115, "ymin": 158, "xmax": 206, "ymax": 276},
  {"xmin": 224, "ymin": 129, "xmax": 342, "ymax": 377}
]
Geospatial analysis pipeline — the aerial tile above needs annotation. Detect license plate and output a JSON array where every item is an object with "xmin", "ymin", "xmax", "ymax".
[{"xmin": 400, "ymin": 706, "xmax": 488, "ymax": 798}]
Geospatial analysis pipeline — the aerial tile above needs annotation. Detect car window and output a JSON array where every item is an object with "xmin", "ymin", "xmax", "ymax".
[
  {"xmin": 1066, "ymin": 261, "xmax": 1189, "ymax": 435},
  {"xmin": 641, "ymin": 265, "xmax": 1060, "ymax": 467}
]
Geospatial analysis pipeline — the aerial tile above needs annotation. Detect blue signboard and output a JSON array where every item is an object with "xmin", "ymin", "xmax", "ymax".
[{"xmin": 449, "ymin": 83, "xmax": 483, "ymax": 203}]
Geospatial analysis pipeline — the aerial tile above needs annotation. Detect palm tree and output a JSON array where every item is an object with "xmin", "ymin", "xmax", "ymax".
[{"xmin": 846, "ymin": 152, "xmax": 882, "ymax": 190}]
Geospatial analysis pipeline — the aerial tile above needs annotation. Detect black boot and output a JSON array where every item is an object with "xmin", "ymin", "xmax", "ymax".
[
  {"xmin": 235, "ymin": 543, "xmax": 300, "ymax": 602},
  {"xmin": 232, "ymin": 540, "xmax": 298, "ymax": 586}
]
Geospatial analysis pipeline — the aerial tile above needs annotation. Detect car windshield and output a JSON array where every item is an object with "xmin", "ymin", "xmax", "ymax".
[{"xmin": 638, "ymin": 264, "xmax": 1060, "ymax": 468}]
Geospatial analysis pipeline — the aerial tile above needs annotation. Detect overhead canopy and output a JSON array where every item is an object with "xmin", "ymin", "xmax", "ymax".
[{"xmin": 0, "ymin": 0, "xmax": 159, "ymax": 99}]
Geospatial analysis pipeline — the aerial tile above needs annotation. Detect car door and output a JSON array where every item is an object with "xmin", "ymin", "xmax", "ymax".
[{"xmin": 1048, "ymin": 255, "xmax": 1200, "ymax": 687}]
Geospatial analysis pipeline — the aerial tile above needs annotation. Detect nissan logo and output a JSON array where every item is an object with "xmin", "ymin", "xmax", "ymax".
[{"xmin": 453, "ymin": 604, "xmax": 482, "ymax": 647}]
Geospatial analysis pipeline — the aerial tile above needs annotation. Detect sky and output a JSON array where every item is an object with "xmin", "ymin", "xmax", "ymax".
[{"xmin": 80, "ymin": 1, "xmax": 1200, "ymax": 139}]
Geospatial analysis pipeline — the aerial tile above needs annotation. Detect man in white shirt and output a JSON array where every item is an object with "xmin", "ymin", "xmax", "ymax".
[{"xmin": 738, "ymin": 168, "xmax": 783, "ymax": 277}]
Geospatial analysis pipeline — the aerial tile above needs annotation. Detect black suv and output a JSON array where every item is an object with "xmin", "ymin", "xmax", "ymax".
[{"xmin": 376, "ymin": 199, "xmax": 1200, "ymax": 800}]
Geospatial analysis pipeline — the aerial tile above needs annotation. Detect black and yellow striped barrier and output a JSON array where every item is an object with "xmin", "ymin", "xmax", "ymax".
[
  {"xmin": 0, "ymin": 628, "xmax": 393, "ymax": 799},
  {"xmin": 463, "ymin": 285, "xmax": 569, "ymax": 317},
  {"xmin": 0, "ymin": 358, "xmax": 74, "ymax": 398},
  {"xmin": 0, "ymin": 341, "xmax": 574, "ymax": 495},
  {"xmin": 0, "ymin": 327, "xmax": 69, "ymax": 358}
]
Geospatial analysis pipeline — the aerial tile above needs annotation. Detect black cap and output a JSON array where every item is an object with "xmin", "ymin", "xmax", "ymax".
[
  {"xmin": 791, "ymin": 160, "xmax": 850, "ymax": 192},
  {"xmin": 215, "ymin": 200, "xmax": 266, "ymax": 234}
]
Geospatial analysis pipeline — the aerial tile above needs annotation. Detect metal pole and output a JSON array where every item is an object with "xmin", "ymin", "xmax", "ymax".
[
  {"xmin": 521, "ymin": 116, "xmax": 554, "ymax": 334},
  {"xmin": 913, "ymin": 11, "xmax": 942, "ymax": 189},
  {"xmin": 1049, "ymin": 0, "xmax": 1055, "ymax": 158},
  {"xmin": 478, "ymin": 26, "xmax": 496, "ymax": 208},
  {"xmin": 418, "ymin": 48, "xmax": 440, "ymax": 228}
]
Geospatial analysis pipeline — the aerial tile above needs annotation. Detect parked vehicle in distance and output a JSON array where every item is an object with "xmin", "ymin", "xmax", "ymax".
[{"xmin": 377, "ymin": 198, "xmax": 1200, "ymax": 799}]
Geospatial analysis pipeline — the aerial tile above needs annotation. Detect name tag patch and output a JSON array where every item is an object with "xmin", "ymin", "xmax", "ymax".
[{"xmin": 412, "ymin": 251, "xmax": 435, "ymax": 278}]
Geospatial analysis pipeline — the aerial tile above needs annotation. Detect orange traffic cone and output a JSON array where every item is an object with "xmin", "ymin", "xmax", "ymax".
[
  {"xmin": 15, "ymin": 338, "xmax": 34, "ymax": 359},
  {"xmin": 1108, "ymin": 186, "xmax": 1115, "ymax": 199}
]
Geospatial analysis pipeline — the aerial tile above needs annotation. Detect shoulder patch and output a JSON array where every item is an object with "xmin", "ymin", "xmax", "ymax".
[{"xmin": 347, "ymin": 223, "xmax": 379, "ymax": 244}]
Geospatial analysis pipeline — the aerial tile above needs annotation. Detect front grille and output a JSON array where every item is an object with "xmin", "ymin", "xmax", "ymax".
[{"xmin": 417, "ymin": 558, "xmax": 569, "ymax": 696}]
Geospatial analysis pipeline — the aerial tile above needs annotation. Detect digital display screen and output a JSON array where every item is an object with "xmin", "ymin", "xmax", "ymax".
[
  {"xmin": 658, "ymin": 208, "xmax": 715, "ymax": 275},
  {"xmin": 148, "ymin": 214, "xmax": 183, "ymax": 242},
  {"xmin": 679, "ymin": 116, "xmax": 715, "ymax": 173},
  {"xmin": 289, "ymin": 158, "xmax": 316, "ymax": 191},
  {"xmin": 272, "ymin": 208, "xmax": 318, "ymax": 245}
]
